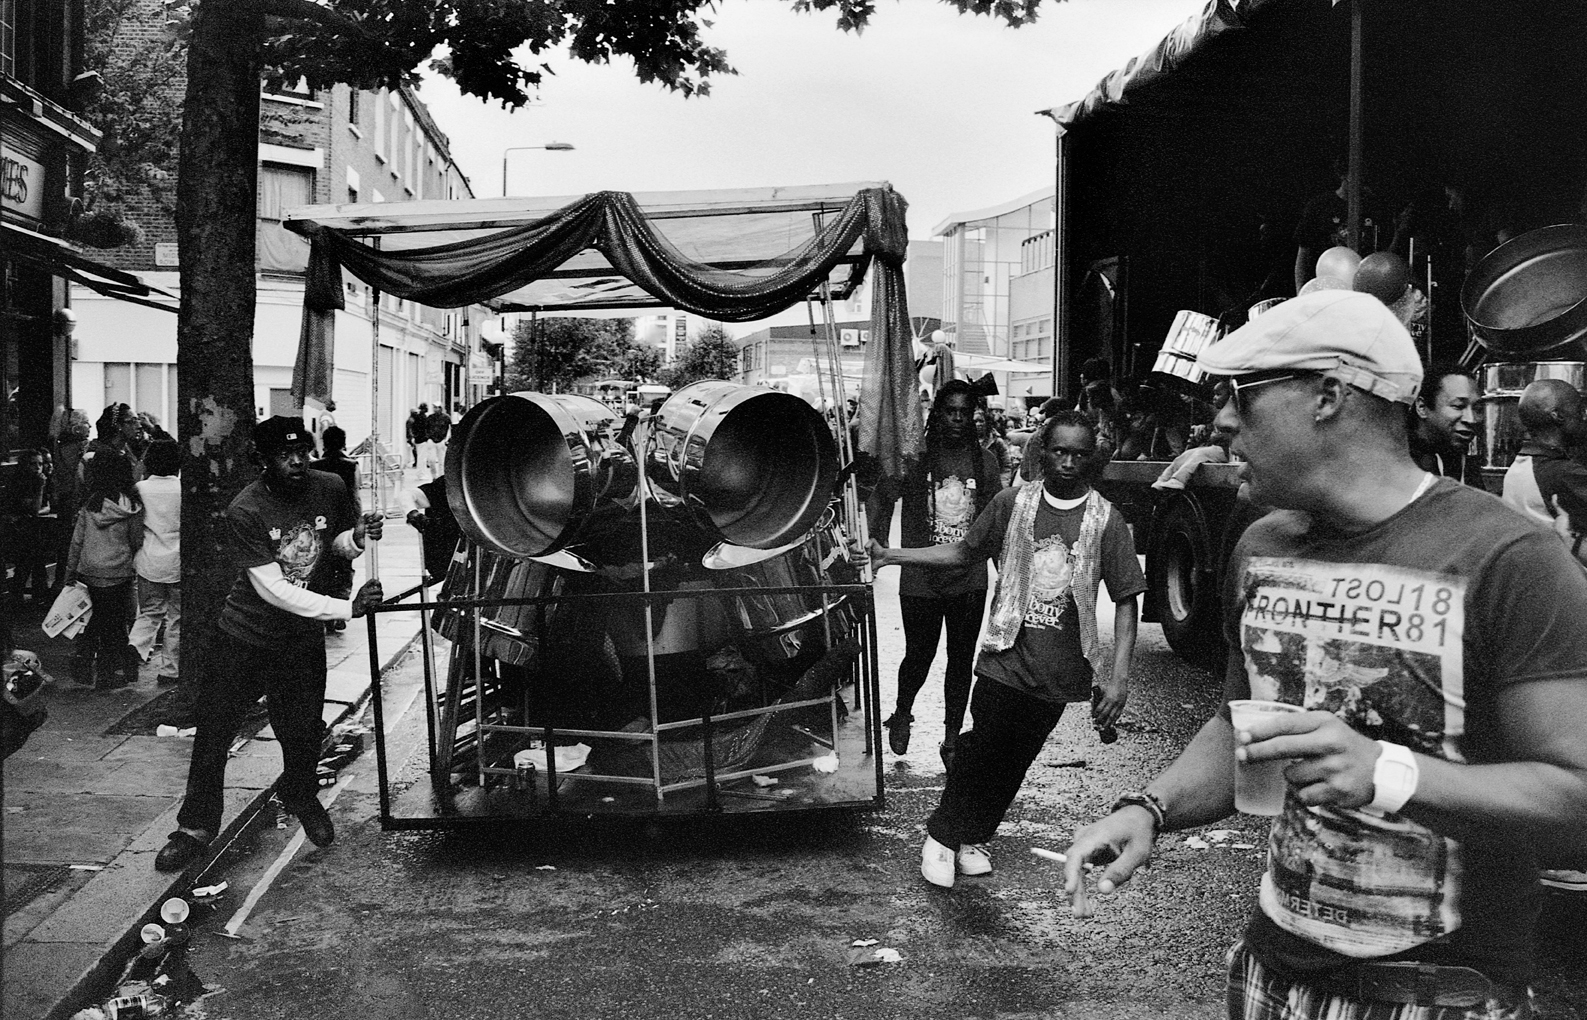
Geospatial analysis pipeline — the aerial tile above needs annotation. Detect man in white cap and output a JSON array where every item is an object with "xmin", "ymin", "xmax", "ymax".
[{"xmin": 1061, "ymin": 291, "xmax": 1587, "ymax": 1018}]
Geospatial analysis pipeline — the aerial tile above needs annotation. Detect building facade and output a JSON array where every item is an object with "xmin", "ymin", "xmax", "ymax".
[
  {"xmin": 1, "ymin": 0, "xmax": 102, "ymax": 456},
  {"xmin": 932, "ymin": 187, "xmax": 1056, "ymax": 400},
  {"xmin": 70, "ymin": 2, "xmax": 487, "ymax": 450}
]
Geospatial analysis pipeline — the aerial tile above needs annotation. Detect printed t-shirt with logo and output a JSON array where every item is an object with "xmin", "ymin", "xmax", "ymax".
[
  {"xmin": 962, "ymin": 485, "xmax": 1145, "ymax": 704},
  {"xmin": 219, "ymin": 470, "xmax": 356, "ymax": 649},
  {"xmin": 1222, "ymin": 479, "xmax": 1587, "ymax": 985},
  {"xmin": 869, "ymin": 446, "xmax": 1002, "ymax": 600}
]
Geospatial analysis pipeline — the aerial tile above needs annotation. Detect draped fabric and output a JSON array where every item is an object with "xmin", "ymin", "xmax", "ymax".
[
  {"xmin": 294, "ymin": 185, "xmax": 923, "ymax": 480},
  {"xmin": 291, "ymin": 234, "xmax": 345, "ymax": 408}
]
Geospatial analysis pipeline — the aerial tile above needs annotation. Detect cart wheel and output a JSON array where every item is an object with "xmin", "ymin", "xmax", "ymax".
[{"xmin": 1148, "ymin": 498, "xmax": 1225, "ymax": 671}]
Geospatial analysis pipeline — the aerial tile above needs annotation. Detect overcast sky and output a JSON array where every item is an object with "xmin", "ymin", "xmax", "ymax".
[{"xmin": 416, "ymin": 0, "xmax": 1203, "ymax": 240}]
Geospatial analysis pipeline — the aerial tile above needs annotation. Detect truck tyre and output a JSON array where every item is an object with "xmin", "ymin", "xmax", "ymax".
[{"xmin": 1148, "ymin": 498, "xmax": 1225, "ymax": 671}]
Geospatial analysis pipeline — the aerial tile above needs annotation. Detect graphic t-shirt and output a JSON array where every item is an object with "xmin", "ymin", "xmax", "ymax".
[
  {"xmin": 219, "ymin": 470, "xmax": 356, "ymax": 649},
  {"xmin": 1224, "ymin": 480, "xmax": 1587, "ymax": 984},
  {"xmin": 964, "ymin": 486, "xmax": 1145, "ymax": 703},
  {"xmin": 867, "ymin": 445, "xmax": 1002, "ymax": 599}
]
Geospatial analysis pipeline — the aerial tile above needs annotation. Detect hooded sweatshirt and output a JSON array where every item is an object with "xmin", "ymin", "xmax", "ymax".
[{"xmin": 67, "ymin": 495, "xmax": 142, "ymax": 587}]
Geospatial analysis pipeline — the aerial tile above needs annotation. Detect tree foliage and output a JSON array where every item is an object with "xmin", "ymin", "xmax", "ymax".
[
  {"xmin": 661, "ymin": 324, "xmax": 739, "ymax": 389},
  {"xmin": 80, "ymin": 0, "xmax": 186, "ymax": 229},
  {"xmin": 506, "ymin": 317, "xmax": 639, "ymax": 393}
]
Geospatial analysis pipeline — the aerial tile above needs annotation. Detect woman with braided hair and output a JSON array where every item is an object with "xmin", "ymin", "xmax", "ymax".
[{"xmin": 865, "ymin": 379, "xmax": 1004, "ymax": 770}]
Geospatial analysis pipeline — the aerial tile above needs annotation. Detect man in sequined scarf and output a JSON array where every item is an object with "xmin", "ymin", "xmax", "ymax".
[{"xmin": 870, "ymin": 410, "xmax": 1145, "ymax": 888}]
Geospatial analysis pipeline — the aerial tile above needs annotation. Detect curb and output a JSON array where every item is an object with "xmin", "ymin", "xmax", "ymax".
[{"xmin": 41, "ymin": 624, "xmax": 428, "ymax": 1020}]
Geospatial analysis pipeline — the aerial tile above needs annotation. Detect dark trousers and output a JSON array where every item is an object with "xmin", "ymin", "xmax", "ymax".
[
  {"xmin": 176, "ymin": 630, "xmax": 327, "ymax": 835},
  {"xmin": 926, "ymin": 677, "xmax": 1065, "ymax": 849},
  {"xmin": 81, "ymin": 581, "xmax": 134, "ymax": 672},
  {"xmin": 895, "ymin": 590, "xmax": 986, "ymax": 738}
]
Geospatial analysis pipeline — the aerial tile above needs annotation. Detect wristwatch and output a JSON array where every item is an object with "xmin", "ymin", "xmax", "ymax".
[
  {"xmin": 1369, "ymin": 740, "xmax": 1419, "ymax": 814},
  {"xmin": 1111, "ymin": 790, "xmax": 1168, "ymax": 832}
]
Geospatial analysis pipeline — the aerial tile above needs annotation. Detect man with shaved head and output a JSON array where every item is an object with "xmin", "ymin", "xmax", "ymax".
[
  {"xmin": 1063, "ymin": 292, "xmax": 1587, "ymax": 1014},
  {"xmin": 1501, "ymin": 378, "xmax": 1587, "ymax": 533}
]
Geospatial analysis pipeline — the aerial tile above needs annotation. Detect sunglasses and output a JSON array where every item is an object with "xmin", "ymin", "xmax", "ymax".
[{"xmin": 1226, "ymin": 372, "xmax": 1318, "ymax": 415}]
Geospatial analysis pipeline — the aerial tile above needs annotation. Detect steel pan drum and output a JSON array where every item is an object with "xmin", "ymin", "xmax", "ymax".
[
  {"xmin": 1151, "ymin": 311, "xmax": 1223, "ymax": 392},
  {"xmin": 647, "ymin": 382, "xmax": 839, "ymax": 550},
  {"xmin": 1463, "ymin": 224, "xmax": 1587, "ymax": 358},
  {"xmin": 445, "ymin": 393, "xmax": 636, "ymax": 558},
  {"xmin": 706, "ymin": 528, "xmax": 852, "ymax": 670},
  {"xmin": 1479, "ymin": 361, "xmax": 1587, "ymax": 469},
  {"xmin": 433, "ymin": 546, "xmax": 565, "ymax": 667},
  {"xmin": 1248, "ymin": 298, "xmax": 1285, "ymax": 321}
]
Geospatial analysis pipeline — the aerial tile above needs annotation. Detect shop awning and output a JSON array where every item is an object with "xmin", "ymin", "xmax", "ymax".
[
  {"xmin": 2, "ymin": 221, "xmax": 178, "ymax": 313},
  {"xmin": 1040, "ymin": 0, "xmax": 1280, "ymax": 129}
]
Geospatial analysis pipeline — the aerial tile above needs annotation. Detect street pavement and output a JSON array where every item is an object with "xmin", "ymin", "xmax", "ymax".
[{"xmin": 2, "ymin": 472, "xmax": 431, "ymax": 1020}]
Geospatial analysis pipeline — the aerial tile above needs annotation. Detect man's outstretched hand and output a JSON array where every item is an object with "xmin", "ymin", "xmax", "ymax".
[
  {"xmin": 350, "ymin": 579, "xmax": 384, "ymax": 618},
  {"xmin": 1064, "ymin": 808, "xmax": 1156, "ymax": 918}
]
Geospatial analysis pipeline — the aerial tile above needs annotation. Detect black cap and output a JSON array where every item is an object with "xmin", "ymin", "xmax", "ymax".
[{"xmin": 253, "ymin": 415, "xmax": 314, "ymax": 456}]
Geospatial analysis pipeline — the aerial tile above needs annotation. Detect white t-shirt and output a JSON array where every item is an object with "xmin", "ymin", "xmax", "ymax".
[{"xmin": 133, "ymin": 475, "xmax": 181, "ymax": 583}]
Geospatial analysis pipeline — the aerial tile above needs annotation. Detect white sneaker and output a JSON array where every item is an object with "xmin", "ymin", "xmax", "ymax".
[
  {"xmin": 1540, "ymin": 868, "xmax": 1587, "ymax": 893},
  {"xmin": 921, "ymin": 835, "xmax": 956, "ymax": 888},
  {"xmin": 957, "ymin": 843, "xmax": 992, "ymax": 876}
]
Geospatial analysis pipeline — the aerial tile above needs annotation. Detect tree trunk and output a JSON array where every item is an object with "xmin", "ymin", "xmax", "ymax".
[{"xmin": 175, "ymin": 0, "xmax": 264, "ymax": 688}]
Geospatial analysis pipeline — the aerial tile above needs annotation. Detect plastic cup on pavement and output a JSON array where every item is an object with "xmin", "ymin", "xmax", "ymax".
[
  {"xmin": 139, "ymin": 922, "xmax": 166, "ymax": 944},
  {"xmin": 159, "ymin": 897, "xmax": 189, "ymax": 924},
  {"xmin": 1229, "ymin": 699, "xmax": 1305, "ymax": 815}
]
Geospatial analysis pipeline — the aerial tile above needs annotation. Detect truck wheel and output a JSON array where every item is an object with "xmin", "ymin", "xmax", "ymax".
[{"xmin": 1149, "ymin": 499, "xmax": 1225, "ymax": 671}]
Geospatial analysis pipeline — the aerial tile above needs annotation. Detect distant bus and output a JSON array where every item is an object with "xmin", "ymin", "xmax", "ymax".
[{"xmin": 628, "ymin": 383, "xmax": 672, "ymax": 410}]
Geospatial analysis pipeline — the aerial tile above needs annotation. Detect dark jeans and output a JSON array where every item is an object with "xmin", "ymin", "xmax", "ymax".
[
  {"xmin": 896, "ymin": 590, "xmax": 986, "ymax": 739},
  {"xmin": 176, "ymin": 630, "xmax": 327, "ymax": 835},
  {"xmin": 81, "ymin": 581, "xmax": 134, "ymax": 671},
  {"xmin": 926, "ymin": 677, "xmax": 1065, "ymax": 849}
]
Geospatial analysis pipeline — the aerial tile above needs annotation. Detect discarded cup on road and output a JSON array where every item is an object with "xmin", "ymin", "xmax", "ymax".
[
  {"xmin": 106, "ymin": 994, "xmax": 163, "ymax": 1020},
  {"xmin": 1229, "ymin": 699, "xmax": 1305, "ymax": 815},
  {"xmin": 139, "ymin": 923, "xmax": 166, "ymax": 945},
  {"xmin": 158, "ymin": 897, "xmax": 189, "ymax": 924}
]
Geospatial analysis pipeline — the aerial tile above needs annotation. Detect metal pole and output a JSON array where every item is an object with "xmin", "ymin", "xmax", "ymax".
[
  {"xmin": 1053, "ymin": 128, "xmax": 1070, "ymax": 402},
  {"xmin": 368, "ymin": 252, "xmax": 382, "ymax": 579},
  {"xmin": 1347, "ymin": 0, "xmax": 1364, "ymax": 251}
]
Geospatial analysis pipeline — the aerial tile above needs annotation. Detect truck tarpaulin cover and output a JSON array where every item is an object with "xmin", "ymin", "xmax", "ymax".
[
  {"xmin": 1043, "ymin": 0, "xmax": 1278, "ymax": 129},
  {"xmin": 285, "ymin": 184, "xmax": 923, "ymax": 480}
]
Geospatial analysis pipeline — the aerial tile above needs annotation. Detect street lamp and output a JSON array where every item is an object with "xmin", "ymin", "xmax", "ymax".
[{"xmin": 502, "ymin": 143, "xmax": 575, "ymax": 196}]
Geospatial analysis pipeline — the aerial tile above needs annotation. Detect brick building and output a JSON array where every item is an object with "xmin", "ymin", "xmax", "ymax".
[
  {"xmin": 68, "ymin": 0, "xmax": 487, "ymax": 450},
  {"xmin": 2, "ymin": 0, "xmax": 128, "ymax": 457}
]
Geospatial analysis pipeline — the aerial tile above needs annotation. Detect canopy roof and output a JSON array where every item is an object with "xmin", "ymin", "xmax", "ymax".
[
  {"xmin": 282, "ymin": 181, "xmax": 927, "ymax": 481},
  {"xmin": 283, "ymin": 182, "xmax": 888, "ymax": 314}
]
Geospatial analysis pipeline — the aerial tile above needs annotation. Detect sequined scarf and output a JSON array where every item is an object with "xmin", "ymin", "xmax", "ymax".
[{"xmin": 981, "ymin": 484, "xmax": 1111, "ymax": 678}]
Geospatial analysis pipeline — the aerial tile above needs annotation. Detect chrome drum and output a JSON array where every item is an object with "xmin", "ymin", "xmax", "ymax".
[
  {"xmin": 445, "ymin": 393, "xmax": 636, "ymax": 558},
  {"xmin": 1479, "ymin": 361, "xmax": 1587, "ymax": 469},
  {"xmin": 646, "ymin": 381, "xmax": 839, "ymax": 550}
]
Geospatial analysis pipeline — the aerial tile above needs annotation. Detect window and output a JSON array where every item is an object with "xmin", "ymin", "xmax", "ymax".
[
  {"xmin": 258, "ymin": 165, "xmax": 314, "ymax": 220},
  {"xmin": 258, "ymin": 165, "xmax": 314, "ymax": 273},
  {"xmin": 373, "ymin": 90, "xmax": 386, "ymax": 160},
  {"xmin": 348, "ymin": 88, "xmax": 361, "ymax": 126},
  {"xmin": 0, "ymin": 0, "xmax": 16, "ymax": 78}
]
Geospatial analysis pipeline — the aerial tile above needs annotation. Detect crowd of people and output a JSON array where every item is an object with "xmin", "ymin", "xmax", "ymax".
[
  {"xmin": 870, "ymin": 289, "xmax": 1587, "ymax": 1019},
  {"xmin": 1, "ymin": 398, "xmax": 461, "ymax": 764}
]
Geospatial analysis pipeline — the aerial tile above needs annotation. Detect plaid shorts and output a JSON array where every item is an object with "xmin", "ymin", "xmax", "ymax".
[{"xmin": 1225, "ymin": 942, "xmax": 1533, "ymax": 1020}]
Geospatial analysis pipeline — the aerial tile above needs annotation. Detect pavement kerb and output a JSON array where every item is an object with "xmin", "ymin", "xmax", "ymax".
[{"xmin": 39, "ymin": 621, "xmax": 429, "ymax": 1020}]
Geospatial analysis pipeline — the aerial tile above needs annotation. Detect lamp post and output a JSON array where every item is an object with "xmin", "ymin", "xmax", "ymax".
[{"xmin": 501, "ymin": 142, "xmax": 575, "ymax": 196}]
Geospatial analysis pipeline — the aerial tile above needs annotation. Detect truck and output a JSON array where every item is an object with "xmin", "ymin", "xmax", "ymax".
[{"xmin": 1040, "ymin": 0, "xmax": 1587, "ymax": 669}]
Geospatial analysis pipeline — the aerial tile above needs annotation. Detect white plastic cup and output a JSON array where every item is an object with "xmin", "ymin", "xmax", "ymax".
[
  {"xmin": 1229, "ymin": 699, "xmax": 1305, "ymax": 815},
  {"xmin": 159, "ymin": 896, "xmax": 189, "ymax": 924}
]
